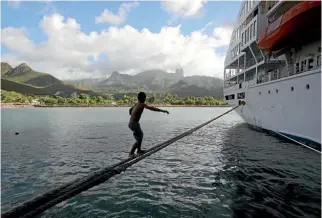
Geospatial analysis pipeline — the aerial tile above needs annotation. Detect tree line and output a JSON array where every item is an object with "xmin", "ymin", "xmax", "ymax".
[{"xmin": 1, "ymin": 90, "xmax": 228, "ymax": 106}]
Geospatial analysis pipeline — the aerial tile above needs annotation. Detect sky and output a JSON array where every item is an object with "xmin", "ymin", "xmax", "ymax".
[{"xmin": 1, "ymin": 0, "xmax": 241, "ymax": 80}]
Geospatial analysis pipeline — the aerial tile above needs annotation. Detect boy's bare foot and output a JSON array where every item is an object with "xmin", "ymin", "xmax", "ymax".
[
  {"xmin": 129, "ymin": 153, "xmax": 136, "ymax": 158},
  {"xmin": 137, "ymin": 150, "xmax": 147, "ymax": 156}
]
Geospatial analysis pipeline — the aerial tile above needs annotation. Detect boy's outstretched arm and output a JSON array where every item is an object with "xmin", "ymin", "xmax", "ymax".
[{"xmin": 144, "ymin": 104, "xmax": 169, "ymax": 114}]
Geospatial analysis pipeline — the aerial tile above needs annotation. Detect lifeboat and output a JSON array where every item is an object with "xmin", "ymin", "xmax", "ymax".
[{"xmin": 257, "ymin": 1, "xmax": 321, "ymax": 53}]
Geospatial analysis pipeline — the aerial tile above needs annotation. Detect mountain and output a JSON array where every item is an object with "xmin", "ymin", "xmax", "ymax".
[
  {"xmin": 91, "ymin": 69, "xmax": 224, "ymax": 97},
  {"xmin": 1, "ymin": 79, "xmax": 100, "ymax": 97},
  {"xmin": 1, "ymin": 62, "xmax": 13, "ymax": 76},
  {"xmin": 95, "ymin": 69, "xmax": 184, "ymax": 91},
  {"xmin": 181, "ymin": 75, "xmax": 222, "ymax": 89},
  {"xmin": 170, "ymin": 79, "xmax": 223, "ymax": 98},
  {"xmin": 1, "ymin": 63, "xmax": 101, "ymax": 97},
  {"xmin": 65, "ymin": 68, "xmax": 224, "ymax": 98},
  {"xmin": 2, "ymin": 63, "xmax": 61, "ymax": 87},
  {"xmin": 64, "ymin": 78, "xmax": 104, "ymax": 89}
]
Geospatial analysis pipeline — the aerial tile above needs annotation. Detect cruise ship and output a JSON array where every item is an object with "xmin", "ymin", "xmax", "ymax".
[{"xmin": 223, "ymin": 0, "xmax": 321, "ymax": 151}]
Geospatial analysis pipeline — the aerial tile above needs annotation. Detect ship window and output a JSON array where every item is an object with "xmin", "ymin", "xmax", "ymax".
[
  {"xmin": 259, "ymin": 92, "xmax": 261, "ymax": 95},
  {"xmin": 248, "ymin": 27, "xmax": 251, "ymax": 40},
  {"xmin": 250, "ymin": 26, "xmax": 252, "ymax": 39},
  {"xmin": 249, "ymin": 25, "xmax": 252, "ymax": 39},
  {"xmin": 254, "ymin": 8, "xmax": 258, "ymax": 16},
  {"xmin": 308, "ymin": 58, "xmax": 314, "ymax": 70},
  {"xmin": 242, "ymin": 33, "xmax": 244, "ymax": 46},
  {"xmin": 245, "ymin": 30, "xmax": 247, "ymax": 44},
  {"xmin": 295, "ymin": 63, "xmax": 299, "ymax": 73},
  {"xmin": 306, "ymin": 84, "xmax": 310, "ymax": 89},
  {"xmin": 225, "ymin": 94, "xmax": 235, "ymax": 100},
  {"xmin": 317, "ymin": 55, "xmax": 321, "ymax": 67},
  {"xmin": 301, "ymin": 60, "xmax": 307, "ymax": 72},
  {"xmin": 253, "ymin": 21, "xmax": 256, "ymax": 36},
  {"xmin": 237, "ymin": 92, "xmax": 245, "ymax": 99},
  {"xmin": 273, "ymin": 71, "xmax": 277, "ymax": 80},
  {"xmin": 276, "ymin": 89, "xmax": 278, "ymax": 93},
  {"xmin": 268, "ymin": 90, "xmax": 270, "ymax": 94},
  {"xmin": 291, "ymin": 86, "xmax": 294, "ymax": 91}
]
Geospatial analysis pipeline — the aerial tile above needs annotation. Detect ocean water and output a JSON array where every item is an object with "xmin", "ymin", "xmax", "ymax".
[{"xmin": 1, "ymin": 107, "xmax": 321, "ymax": 218}]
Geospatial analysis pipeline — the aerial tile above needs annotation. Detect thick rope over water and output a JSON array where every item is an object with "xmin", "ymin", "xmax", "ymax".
[{"xmin": 3, "ymin": 105, "xmax": 240, "ymax": 218}]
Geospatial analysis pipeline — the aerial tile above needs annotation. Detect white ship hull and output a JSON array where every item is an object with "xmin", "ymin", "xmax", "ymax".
[{"xmin": 224, "ymin": 69, "xmax": 321, "ymax": 149}]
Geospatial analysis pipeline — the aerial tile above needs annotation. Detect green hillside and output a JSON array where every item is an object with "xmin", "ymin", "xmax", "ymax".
[
  {"xmin": 2, "ymin": 63, "xmax": 61, "ymax": 87},
  {"xmin": 1, "ymin": 79, "xmax": 100, "ymax": 97},
  {"xmin": 1, "ymin": 62, "xmax": 101, "ymax": 97}
]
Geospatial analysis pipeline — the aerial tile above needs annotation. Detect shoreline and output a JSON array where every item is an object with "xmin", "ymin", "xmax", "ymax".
[{"xmin": 1, "ymin": 103, "xmax": 230, "ymax": 108}]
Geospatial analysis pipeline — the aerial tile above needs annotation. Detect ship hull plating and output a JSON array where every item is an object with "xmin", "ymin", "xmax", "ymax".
[{"xmin": 224, "ymin": 70, "xmax": 321, "ymax": 150}]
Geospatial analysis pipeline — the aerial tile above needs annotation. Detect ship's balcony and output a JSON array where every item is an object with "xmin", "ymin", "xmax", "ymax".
[
  {"xmin": 224, "ymin": 54, "xmax": 246, "ymax": 80},
  {"xmin": 257, "ymin": 54, "xmax": 321, "ymax": 84},
  {"xmin": 240, "ymin": 15, "xmax": 258, "ymax": 52},
  {"xmin": 224, "ymin": 69, "xmax": 240, "ymax": 80},
  {"xmin": 245, "ymin": 56, "xmax": 263, "ymax": 69}
]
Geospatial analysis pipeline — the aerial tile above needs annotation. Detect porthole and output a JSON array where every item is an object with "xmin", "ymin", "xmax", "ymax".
[
  {"xmin": 268, "ymin": 90, "xmax": 271, "ymax": 94},
  {"xmin": 276, "ymin": 89, "xmax": 278, "ymax": 93},
  {"xmin": 306, "ymin": 84, "xmax": 310, "ymax": 89},
  {"xmin": 291, "ymin": 87, "xmax": 294, "ymax": 91},
  {"xmin": 259, "ymin": 92, "xmax": 261, "ymax": 95}
]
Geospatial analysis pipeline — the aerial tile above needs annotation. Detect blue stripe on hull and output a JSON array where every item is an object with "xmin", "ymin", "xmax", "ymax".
[{"xmin": 247, "ymin": 124, "xmax": 321, "ymax": 152}]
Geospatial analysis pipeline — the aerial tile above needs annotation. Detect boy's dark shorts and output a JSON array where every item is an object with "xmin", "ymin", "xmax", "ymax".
[{"xmin": 128, "ymin": 122, "xmax": 143, "ymax": 142}]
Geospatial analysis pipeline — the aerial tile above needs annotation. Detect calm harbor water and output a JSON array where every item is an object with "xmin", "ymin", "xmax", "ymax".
[{"xmin": 1, "ymin": 107, "xmax": 321, "ymax": 218}]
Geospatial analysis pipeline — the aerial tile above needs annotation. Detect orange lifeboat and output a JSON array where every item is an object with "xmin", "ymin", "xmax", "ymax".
[{"xmin": 258, "ymin": 1, "xmax": 321, "ymax": 53}]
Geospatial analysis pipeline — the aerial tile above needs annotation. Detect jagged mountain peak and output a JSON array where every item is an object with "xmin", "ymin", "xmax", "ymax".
[{"xmin": 1, "ymin": 62, "xmax": 13, "ymax": 76}]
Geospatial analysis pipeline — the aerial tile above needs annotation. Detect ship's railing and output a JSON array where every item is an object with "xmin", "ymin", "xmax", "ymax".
[
  {"xmin": 241, "ymin": 16, "xmax": 258, "ymax": 51},
  {"xmin": 224, "ymin": 80, "xmax": 238, "ymax": 89},
  {"xmin": 257, "ymin": 57, "xmax": 321, "ymax": 84},
  {"xmin": 224, "ymin": 69, "xmax": 241, "ymax": 79},
  {"xmin": 245, "ymin": 58, "xmax": 256, "ymax": 69},
  {"xmin": 244, "ymin": 56, "xmax": 265, "ymax": 69}
]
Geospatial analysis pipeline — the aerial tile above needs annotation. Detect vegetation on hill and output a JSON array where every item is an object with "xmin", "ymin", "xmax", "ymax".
[
  {"xmin": 1, "ymin": 90, "xmax": 228, "ymax": 106},
  {"xmin": 2, "ymin": 63, "xmax": 61, "ymax": 87},
  {"xmin": 1, "ymin": 62, "xmax": 101, "ymax": 97},
  {"xmin": 1, "ymin": 79, "xmax": 100, "ymax": 97}
]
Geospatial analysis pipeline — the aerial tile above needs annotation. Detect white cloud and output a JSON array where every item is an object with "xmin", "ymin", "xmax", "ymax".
[
  {"xmin": 161, "ymin": 0, "xmax": 208, "ymax": 17},
  {"xmin": 95, "ymin": 1, "xmax": 139, "ymax": 25},
  {"xmin": 1, "ymin": 13, "xmax": 233, "ymax": 80},
  {"xmin": 8, "ymin": 0, "xmax": 21, "ymax": 9}
]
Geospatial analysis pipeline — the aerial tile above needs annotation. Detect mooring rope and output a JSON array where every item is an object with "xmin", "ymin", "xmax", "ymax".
[{"xmin": 3, "ymin": 105, "xmax": 240, "ymax": 218}]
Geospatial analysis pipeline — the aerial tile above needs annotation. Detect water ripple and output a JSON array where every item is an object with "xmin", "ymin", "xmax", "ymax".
[{"xmin": 1, "ymin": 108, "xmax": 320, "ymax": 218}]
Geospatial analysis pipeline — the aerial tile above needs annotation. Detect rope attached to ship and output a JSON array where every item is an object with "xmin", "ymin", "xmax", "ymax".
[{"xmin": 2, "ymin": 105, "xmax": 242, "ymax": 218}]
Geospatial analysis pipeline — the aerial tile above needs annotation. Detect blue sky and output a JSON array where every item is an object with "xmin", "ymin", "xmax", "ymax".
[{"xmin": 1, "ymin": 1, "xmax": 241, "ymax": 79}]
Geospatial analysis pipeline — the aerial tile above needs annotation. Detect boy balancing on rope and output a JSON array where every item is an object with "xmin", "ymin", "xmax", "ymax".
[{"xmin": 128, "ymin": 92, "xmax": 169, "ymax": 158}]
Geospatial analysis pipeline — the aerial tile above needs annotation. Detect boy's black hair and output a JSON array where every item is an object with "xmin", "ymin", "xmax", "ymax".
[{"xmin": 138, "ymin": 92, "xmax": 146, "ymax": 103}]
